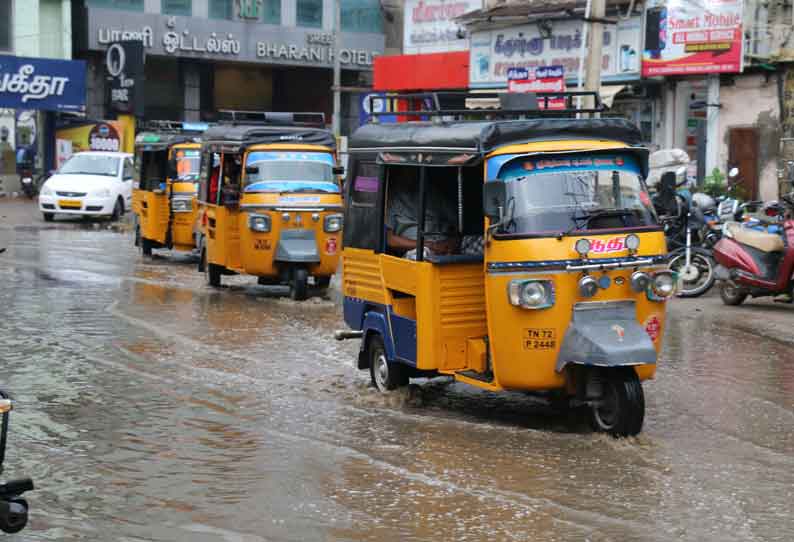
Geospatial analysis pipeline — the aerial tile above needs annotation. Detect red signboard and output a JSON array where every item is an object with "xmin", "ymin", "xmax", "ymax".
[
  {"xmin": 507, "ymin": 66, "xmax": 565, "ymax": 110},
  {"xmin": 642, "ymin": 0, "xmax": 744, "ymax": 76},
  {"xmin": 373, "ymin": 51, "xmax": 469, "ymax": 91}
]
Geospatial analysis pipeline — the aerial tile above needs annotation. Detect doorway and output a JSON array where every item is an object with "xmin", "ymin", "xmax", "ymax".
[{"xmin": 728, "ymin": 127, "xmax": 759, "ymax": 199}]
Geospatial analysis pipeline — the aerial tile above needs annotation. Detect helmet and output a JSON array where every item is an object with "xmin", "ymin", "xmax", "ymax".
[
  {"xmin": 691, "ymin": 192, "xmax": 716, "ymax": 213},
  {"xmin": 762, "ymin": 200, "xmax": 785, "ymax": 218}
]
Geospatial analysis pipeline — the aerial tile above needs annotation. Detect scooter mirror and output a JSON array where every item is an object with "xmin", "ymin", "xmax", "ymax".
[{"xmin": 728, "ymin": 167, "xmax": 739, "ymax": 178}]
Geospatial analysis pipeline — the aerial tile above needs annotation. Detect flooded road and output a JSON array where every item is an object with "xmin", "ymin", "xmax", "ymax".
[{"xmin": 1, "ymin": 204, "xmax": 792, "ymax": 541}]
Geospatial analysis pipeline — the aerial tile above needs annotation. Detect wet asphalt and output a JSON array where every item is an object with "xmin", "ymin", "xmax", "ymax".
[{"xmin": 0, "ymin": 200, "xmax": 792, "ymax": 542}]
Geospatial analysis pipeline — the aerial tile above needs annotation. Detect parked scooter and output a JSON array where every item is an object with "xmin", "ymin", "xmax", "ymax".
[{"xmin": 713, "ymin": 191, "xmax": 794, "ymax": 305}]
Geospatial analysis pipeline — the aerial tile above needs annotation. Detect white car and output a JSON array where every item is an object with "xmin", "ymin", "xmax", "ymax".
[{"xmin": 38, "ymin": 151, "xmax": 134, "ymax": 222}]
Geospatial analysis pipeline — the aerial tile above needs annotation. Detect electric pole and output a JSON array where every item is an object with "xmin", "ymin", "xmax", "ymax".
[
  {"xmin": 583, "ymin": 0, "xmax": 606, "ymax": 115},
  {"xmin": 332, "ymin": 0, "xmax": 342, "ymax": 135}
]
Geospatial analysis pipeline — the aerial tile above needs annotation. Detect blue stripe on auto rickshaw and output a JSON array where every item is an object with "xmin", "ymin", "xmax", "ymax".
[
  {"xmin": 344, "ymin": 297, "xmax": 417, "ymax": 366},
  {"xmin": 244, "ymin": 181, "xmax": 340, "ymax": 193}
]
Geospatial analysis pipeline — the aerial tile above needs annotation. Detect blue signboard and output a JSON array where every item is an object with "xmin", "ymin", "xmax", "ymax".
[{"xmin": 0, "ymin": 55, "xmax": 86, "ymax": 112}]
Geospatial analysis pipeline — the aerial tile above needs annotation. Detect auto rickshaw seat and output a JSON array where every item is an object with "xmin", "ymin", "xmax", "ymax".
[{"xmin": 724, "ymin": 222, "xmax": 784, "ymax": 253}]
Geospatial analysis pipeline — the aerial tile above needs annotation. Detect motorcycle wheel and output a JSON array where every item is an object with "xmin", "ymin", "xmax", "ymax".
[
  {"xmin": 668, "ymin": 250, "xmax": 716, "ymax": 298},
  {"xmin": 719, "ymin": 281, "xmax": 748, "ymax": 306}
]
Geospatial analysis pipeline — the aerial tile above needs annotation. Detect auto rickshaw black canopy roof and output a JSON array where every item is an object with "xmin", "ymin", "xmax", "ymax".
[
  {"xmin": 349, "ymin": 117, "xmax": 643, "ymax": 155},
  {"xmin": 135, "ymin": 131, "xmax": 205, "ymax": 152},
  {"xmin": 201, "ymin": 124, "xmax": 337, "ymax": 152}
]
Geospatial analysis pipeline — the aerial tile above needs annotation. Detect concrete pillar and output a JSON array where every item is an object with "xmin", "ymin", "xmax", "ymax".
[
  {"xmin": 183, "ymin": 62, "xmax": 201, "ymax": 121},
  {"xmin": 663, "ymin": 83, "xmax": 675, "ymax": 149},
  {"xmin": 193, "ymin": 0, "xmax": 209, "ymax": 18},
  {"xmin": 283, "ymin": 0, "xmax": 297, "ymax": 26},
  {"xmin": 705, "ymin": 74, "xmax": 720, "ymax": 175},
  {"xmin": 61, "ymin": 0, "xmax": 72, "ymax": 58},
  {"xmin": 144, "ymin": 0, "xmax": 159, "ymax": 14}
]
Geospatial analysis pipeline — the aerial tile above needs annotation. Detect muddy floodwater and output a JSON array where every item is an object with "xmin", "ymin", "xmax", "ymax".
[{"xmin": 0, "ymin": 210, "xmax": 793, "ymax": 541}]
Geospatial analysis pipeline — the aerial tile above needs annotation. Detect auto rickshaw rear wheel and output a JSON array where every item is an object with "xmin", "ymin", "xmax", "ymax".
[
  {"xmin": 368, "ymin": 335, "xmax": 408, "ymax": 392},
  {"xmin": 315, "ymin": 276, "xmax": 331, "ymax": 289},
  {"xmin": 141, "ymin": 237, "xmax": 153, "ymax": 257},
  {"xmin": 290, "ymin": 267, "xmax": 308, "ymax": 301},
  {"xmin": 589, "ymin": 368, "xmax": 644, "ymax": 437}
]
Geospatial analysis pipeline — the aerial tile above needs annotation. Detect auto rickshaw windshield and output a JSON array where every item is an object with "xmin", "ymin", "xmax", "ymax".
[
  {"xmin": 494, "ymin": 153, "xmax": 657, "ymax": 235},
  {"xmin": 244, "ymin": 151, "xmax": 339, "ymax": 193},
  {"xmin": 175, "ymin": 149, "xmax": 201, "ymax": 181}
]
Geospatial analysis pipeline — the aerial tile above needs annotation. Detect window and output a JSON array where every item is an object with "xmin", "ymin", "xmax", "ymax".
[
  {"xmin": 209, "ymin": 0, "xmax": 233, "ymax": 19},
  {"xmin": 297, "ymin": 0, "xmax": 323, "ymax": 28},
  {"xmin": 0, "ymin": 0, "xmax": 10, "ymax": 51},
  {"xmin": 162, "ymin": 0, "xmax": 191, "ymax": 16},
  {"xmin": 342, "ymin": 0, "xmax": 382, "ymax": 33},
  {"xmin": 263, "ymin": 0, "xmax": 281, "ymax": 24},
  {"xmin": 344, "ymin": 161, "xmax": 383, "ymax": 250},
  {"xmin": 86, "ymin": 0, "xmax": 145, "ymax": 11},
  {"xmin": 123, "ymin": 159, "xmax": 135, "ymax": 180}
]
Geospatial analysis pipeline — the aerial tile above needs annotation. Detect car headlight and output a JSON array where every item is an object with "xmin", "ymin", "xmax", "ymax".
[
  {"xmin": 248, "ymin": 213, "xmax": 271, "ymax": 233},
  {"xmin": 650, "ymin": 271, "xmax": 676, "ymax": 298},
  {"xmin": 40, "ymin": 184, "xmax": 53, "ymax": 196},
  {"xmin": 171, "ymin": 198, "xmax": 192, "ymax": 213},
  {"xmin": 93, "ymin": 188, "xmax": 110, "ymax": 198},
  {"xmin": 507, "ymin": 279, "xmax": 554, "ymax": 309},
  {"xmin": 324, "ymin": 213, "xmax": 343, "ymax": 233}
]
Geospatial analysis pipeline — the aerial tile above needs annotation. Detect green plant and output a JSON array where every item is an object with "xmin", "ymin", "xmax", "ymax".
[{"xmin": 701, "ymin": 168, "xmax": 728, "ymax": 198}]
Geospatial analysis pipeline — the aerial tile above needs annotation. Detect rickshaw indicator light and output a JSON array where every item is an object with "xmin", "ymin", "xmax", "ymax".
[
  {"xmin": 282, "ymin": 212, "xmax": 291, "ymax": 222},
  {"xmin": 507, "ymin": 280, "xmax": 554, "ymax": 309},
  {"xmin": 630, "ymin": 271, "xmax": 651, "ymax": 293},
  {"xmin": 324, "ymin": 214, "xmax": 344, "ymax": 233},
  {"xmin": 598, "ymin": 275, "xmax": 611, "ymax": 289},
  {"xmin": 625, "ymin": 234, "xmax": 640, "ymax": 252},
  {"xmin": 578, "ymin": 275, "xmax": 599, "ymax": 298},
  {"xmin": 248, "ymin": 214, "xmax": 272, "ymax": 233},
  {"xmin": 651, "ymin": 271, "xmax": 676, "ymax": 298},
  {"xmin": 312, "ymin": 213, "xmax": 320, "ymax": 222},
  {"xmin": 575, "ymin": 238, "xmax": 591, "ymax": 257}
]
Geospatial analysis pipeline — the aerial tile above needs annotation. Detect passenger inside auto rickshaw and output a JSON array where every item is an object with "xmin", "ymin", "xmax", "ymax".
[{"xmin": 385, "ymin": 166, "xmax": 483, "ymax": 259}]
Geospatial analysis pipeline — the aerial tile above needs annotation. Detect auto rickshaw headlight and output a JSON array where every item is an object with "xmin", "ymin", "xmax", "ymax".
[
  {"xmin": 651, "ymin": 271, "xmax": 676, "ymax": 298},
  {"xmin": 578, "ymin": 275, "xmax": 599, "ymax": 298},
  {"xmin": 575, "ymin": 238, "xmax": 591, "ymax": 257},
  {"xmin": 630, "ymin": 271, "xmax": 651, "ymax": 293},
  {"xmin": 171, "ymin": 198, "xmax": 192, "ymax": 213},
  {"xmin": 625, "ymin": 234, "xmax": 640, "ymax": 251},
  {"xmin": 507, "ymin": 280, "xmax": 554, "ymax": 309},
  {"xmin": 324, "ymin": 214, "xmax": 343, "ymax": 233},
  {"xmin": 248, "ymin": 213, "xmax": 271, "ymax": 233}
]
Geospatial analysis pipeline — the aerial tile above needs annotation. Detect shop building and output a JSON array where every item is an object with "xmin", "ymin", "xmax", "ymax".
[
  {"xmin": 0, "ymin": 0, "xmax": 82, "ymax": 195},
  {"xmin": 72, "ymin": 0, "xmax": 388, "ymax": 133}
]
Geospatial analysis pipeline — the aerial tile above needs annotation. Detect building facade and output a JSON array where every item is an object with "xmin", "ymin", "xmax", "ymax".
[{"xmin": 73, "ymin": 0, "xmax": 388, "ymax": 133}]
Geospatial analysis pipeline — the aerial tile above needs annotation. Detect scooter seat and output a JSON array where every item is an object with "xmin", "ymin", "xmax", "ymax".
[{"xmin": 724, "ymin": 222, "xmax": 785, "ymax": 253}]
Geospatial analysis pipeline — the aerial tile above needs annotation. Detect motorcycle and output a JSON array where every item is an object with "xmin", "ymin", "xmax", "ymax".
[
  {"xmin": 18, "ymin": 169, "xmax": 35, "ymax": 199},
  {"xmin": 713, "ymin": 191, "xmax": 794, "ymax": 305},
  {"xmin": 653, "ymin": 172, "xmax": 716, "ymax": 297}
]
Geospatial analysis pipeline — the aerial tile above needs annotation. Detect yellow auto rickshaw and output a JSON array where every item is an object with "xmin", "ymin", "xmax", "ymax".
[
  {"xmin": 196, "ymin": 111, "xmax": 344, "ymax": 300},
  {"xmin": 133, "ymin": 122, "xmax": 207, "ymax": 257},
  {"xmin": 335, "ymin": 92, "xmax": 674, "ymax": 436}
]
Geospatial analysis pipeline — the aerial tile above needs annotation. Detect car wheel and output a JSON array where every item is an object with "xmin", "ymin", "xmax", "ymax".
[
  {"xmin": 42, "ymin": 213, "xmax": 54, "ymax": 222},
  {"xmin": 110, "ymin": 198, "xmax": 124, "ymax": 222}
]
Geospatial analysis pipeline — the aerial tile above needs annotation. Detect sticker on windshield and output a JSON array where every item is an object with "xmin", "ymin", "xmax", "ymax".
[
  {"xmin": 279, "ymin": 195, "xmax": 321, "ymax": 204},
  {"xmin": 578, "ymin": 237, "xmax": 628, "ymax": 254}
]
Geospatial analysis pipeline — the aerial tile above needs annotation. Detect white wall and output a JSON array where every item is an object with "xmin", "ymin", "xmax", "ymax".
[{"xmin": 718, "ymin": 73, "xmax": 780, "ymax": 200}]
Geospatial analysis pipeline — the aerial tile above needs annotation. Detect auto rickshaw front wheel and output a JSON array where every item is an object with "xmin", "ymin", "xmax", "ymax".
[
  {"xmin": 589, "ymin": 368, "xmax": 644, "ymax": 437},
  {"xmin": 368, "ymin": 335, "xmax": 408, "ymax": 392},
  {"xmin": 202, "ymin": 248, "xmax": 222, "ymax": 287},
  {"xmin": 290, "ymin": 267, "xmax": 308, "ymax": 301}
]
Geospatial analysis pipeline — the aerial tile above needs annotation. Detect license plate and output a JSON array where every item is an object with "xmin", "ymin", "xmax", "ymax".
[{"xmin": 58, "ymin": 200, "xmax": 81, "ymax": 209}]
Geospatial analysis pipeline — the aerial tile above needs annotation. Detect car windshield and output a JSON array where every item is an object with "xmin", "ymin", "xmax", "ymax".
[
  {"xmin": 60, "ymin": 154, "xmax": 120, "ymax": 177},
  {"xmin": 244, "ymin": 151, "xmax": 339, "ymax": 193},
  {"xmin": 495, "ymin": 153, "xmax": 657, "ymax": 235},
  {"xmin": 174, "ymin": 149, "xmax": 200, "ymax": 181}
]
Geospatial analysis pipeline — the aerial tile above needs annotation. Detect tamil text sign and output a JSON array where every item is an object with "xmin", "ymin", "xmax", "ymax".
[
  {"xmin": 0, "ymin": 55, "xmax": 86, "ymax": 112},
  {"xmin": 507, "ymin": 66, "xmax": 565, "ymax": 109},
  {"xmin": 642, "ymin": 0, "xmax": 744, "ymax": 76},
  {"xmin": 106, "ymin": 41, "xmax": 145, "ymax": 116},
  {"xmin": 404, "ymin": 0, "xmax": 481, "ymax": 54},
  {"xmin": 469, "ymin": 17, "xmax": 641, "ymax": 87}
]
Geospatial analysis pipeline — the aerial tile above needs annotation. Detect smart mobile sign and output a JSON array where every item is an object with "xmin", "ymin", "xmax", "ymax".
[{"xmin": 642, "ymin": 0, "xmax": 744, "ymax": 76}]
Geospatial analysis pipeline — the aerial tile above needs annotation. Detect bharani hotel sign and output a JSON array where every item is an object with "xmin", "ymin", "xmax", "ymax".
[{"xmin": 87, "ymin": 9, "xmax": 384, "ymax": 69}]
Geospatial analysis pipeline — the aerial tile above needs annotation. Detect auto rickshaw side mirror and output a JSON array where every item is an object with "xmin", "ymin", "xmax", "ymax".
[
  {"xmin": 483, "ymin": 180, "xmax": 506, "ymax": 225},
  {"xmin": 244, "ymin": 165, "xmax": 258, "ymax": 176},
  {"xmin": 333, "ymin": 166, "xmax": 345, "ymax": 176}
]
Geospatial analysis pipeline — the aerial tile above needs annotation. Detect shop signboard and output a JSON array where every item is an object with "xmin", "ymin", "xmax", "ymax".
[
  {"xmin": 0, "ymin": 55, "xmax": 86, "ymax": 112},
  {"xmin": 507, "ymin": 66, "xmax": 565, "ymax": 110},
  {"xmin": 642, "ymin": 0, "xmax": 744, "ymax": 76},
  {"xmin": 56, "ymin": 120, "xmax": 126, "ymax": 159},
  {"xmin": 106, "ymin": 41, "xmax": 145, "ymax": 116},
  {"xmin": 87, "ymin": 9, "xmax": 384, "ymax": 70},
  {"xmin": 359, "ymin": 92, "xmax": 397, "ymax": 126},
  {"xmin": 403, "ymin": 0, "xmax": 482, "ymax": 54},
  {"xmin": 469, "ymin": 17, "xmax": 642, "ymax": 88}
]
